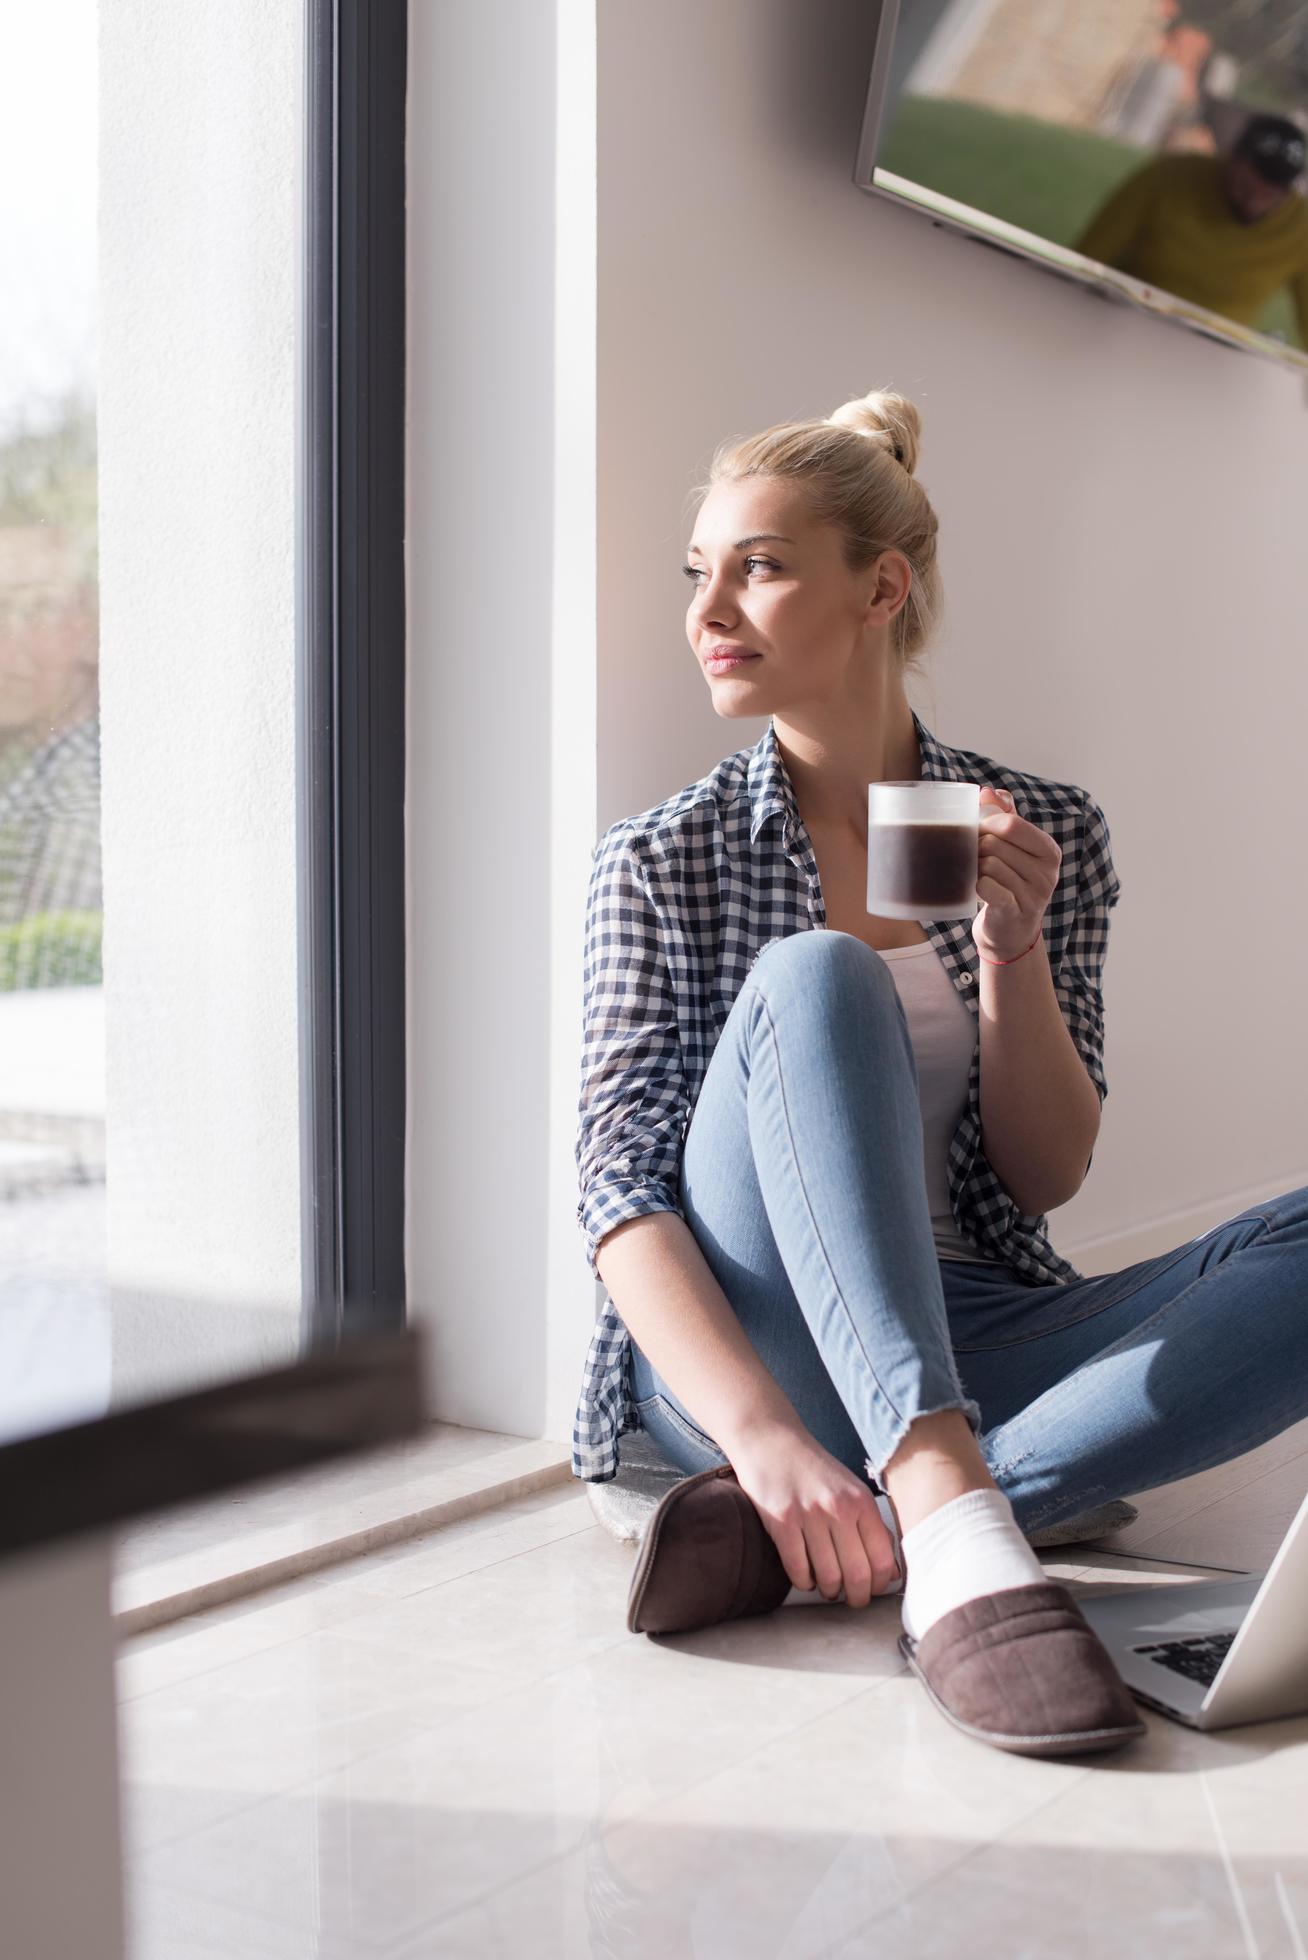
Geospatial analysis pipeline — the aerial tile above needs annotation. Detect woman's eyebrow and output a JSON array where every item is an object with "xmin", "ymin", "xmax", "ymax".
[{"xmin": 685, "ymin": 533, "xmax": 795, "ymax": 556}]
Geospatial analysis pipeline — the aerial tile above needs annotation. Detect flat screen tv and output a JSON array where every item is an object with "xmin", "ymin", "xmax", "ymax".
[{"xmin": 854, "ymin": 0, "xmax": 1308, "ymax": 375}]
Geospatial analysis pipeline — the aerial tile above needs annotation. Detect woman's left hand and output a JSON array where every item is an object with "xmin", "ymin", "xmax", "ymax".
[{"xmin": 974, "ymin": 786, "xmax": 1061, "ymax": 963}]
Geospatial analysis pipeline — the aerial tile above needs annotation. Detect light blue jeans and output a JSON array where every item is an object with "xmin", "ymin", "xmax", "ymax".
[{"xmin": 628, "ymin": 931, "xmax": 1308, "ymax": 1535}]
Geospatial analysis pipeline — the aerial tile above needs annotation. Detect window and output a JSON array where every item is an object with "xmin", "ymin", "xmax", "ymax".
[{"xmin": 0, "ymin": 0, "xmax": 407, "ymax": 1444}]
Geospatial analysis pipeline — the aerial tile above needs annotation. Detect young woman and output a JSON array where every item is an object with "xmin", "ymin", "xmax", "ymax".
[{"xmin": 573, "ymin": 388, "xmax": 1308, "ymax": 1756}]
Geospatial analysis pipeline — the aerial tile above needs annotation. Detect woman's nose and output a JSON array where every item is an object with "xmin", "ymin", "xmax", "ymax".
[{"xmin": 691, "ymin": 572, "xmax": 736, "ymax": 624}]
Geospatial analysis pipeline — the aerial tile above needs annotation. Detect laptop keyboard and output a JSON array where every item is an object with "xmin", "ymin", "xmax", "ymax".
[{"xmin": 1133, "ymin": 1630, "xmax": 1236, "ymax": 1688}]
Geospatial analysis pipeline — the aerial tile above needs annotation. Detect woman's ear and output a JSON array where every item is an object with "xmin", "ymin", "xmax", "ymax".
[{"xmin": 866, "ymin": 550, "xmax": 911, "ymax": 623}]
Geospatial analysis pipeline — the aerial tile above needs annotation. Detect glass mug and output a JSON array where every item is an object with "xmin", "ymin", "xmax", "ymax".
[{"xmin": 866, "ymin": 780, "xmax": 981, "ymax": 921}]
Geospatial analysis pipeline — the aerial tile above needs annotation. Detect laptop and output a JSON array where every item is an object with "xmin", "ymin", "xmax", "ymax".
[{"xmin": 1077, "ymin": 1487, "xmax": 1308, "ymax": 1730}]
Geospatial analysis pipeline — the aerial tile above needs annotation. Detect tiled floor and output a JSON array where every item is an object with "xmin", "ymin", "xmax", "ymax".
[{"xmin": 117, "ymin": 1419, "xmax": 1308, "ymax": 1959}]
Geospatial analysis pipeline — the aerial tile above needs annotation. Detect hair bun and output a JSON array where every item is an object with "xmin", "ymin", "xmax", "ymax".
[{"xmin": 825, "ymin": 389, "xmax": 922, "ymax": 477}]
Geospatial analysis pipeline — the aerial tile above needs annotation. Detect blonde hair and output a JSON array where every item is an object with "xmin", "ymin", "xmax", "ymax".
[{"xmin": 694, "ymin": 388, "xmax": 942, "ymax": 676}]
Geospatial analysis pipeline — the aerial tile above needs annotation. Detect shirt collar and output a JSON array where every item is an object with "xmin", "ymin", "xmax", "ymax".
[{"xmin": 746, "ymin": 709, "xmax": 956, "ymax": 845}]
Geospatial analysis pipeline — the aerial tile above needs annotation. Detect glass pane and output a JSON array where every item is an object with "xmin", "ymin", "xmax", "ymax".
[
  {"xmin": 0, "ymin": 0, "xmax": 306, "ymax": 1441},
  {"xmin": 0, "ymin": 0, "xmax": 105, "ymax": 1437}
]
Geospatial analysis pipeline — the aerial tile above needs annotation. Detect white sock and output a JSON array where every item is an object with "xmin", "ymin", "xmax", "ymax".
[
  {"xmin": 784, "ymin": 1493, "xmax": 904, "ymax": 1605},
  {"xmin": 898, "ymin": 1486, "xmax": 1046, "ymax": 1643}
]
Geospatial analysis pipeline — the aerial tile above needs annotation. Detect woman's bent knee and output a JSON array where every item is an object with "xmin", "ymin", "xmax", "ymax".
[{"xmin": 751, "ymin": 928, "xmax": 896, "ymax": 1002}]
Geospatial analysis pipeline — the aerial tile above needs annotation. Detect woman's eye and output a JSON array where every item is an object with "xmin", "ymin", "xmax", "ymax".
[{"xmin": 681, "ymin": 556, "xmax": 779, "ymax": 583}]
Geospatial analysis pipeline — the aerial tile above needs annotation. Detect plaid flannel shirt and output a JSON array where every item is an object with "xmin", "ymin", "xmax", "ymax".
[{"xmin": 572, "ymin": 711, "xmax": 1121, "ymax": 1482}]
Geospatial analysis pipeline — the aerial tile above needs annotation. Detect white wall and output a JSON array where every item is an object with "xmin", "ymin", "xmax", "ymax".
[
  {"xmin": 406, "ymin": 0, "xmax": 1308, "ymax": 1452},
  {"xmin": 98, "ymin": 1, "xmax": 303, "ymax": 1383},
  {"xmin": 406, "ymin": 0, "xmax": 597, "ymax": 1434}
]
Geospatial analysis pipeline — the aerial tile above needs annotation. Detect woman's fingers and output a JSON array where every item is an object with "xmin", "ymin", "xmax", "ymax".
[
  {"xmin": 977, "ymin": 847, "xmax": 1035, "ymax": 917},
  {"xmin": 780, "ymin": 1504, "xmax": 897, "ymax": 1606},
  {"xmin": 734, "ymin": 1441, "xmax": 902, "ymax": 1607},
  {"xmin": 770, "ymin": 1514, "xmax": 816, "ymax": 1594},
  {"xmin": 857, "ymin": 1503, "xmax": 902, "ymax": 1598},
  {"xmin": 978, "ymin": 839, "xmax": 1030, "ymax": 894},
  {"xmin": 826, "ymin": 1501, "xmax": 898, "ymax": 1608},
  {"xmin": 807, "ymin": 1517, "xmax": 853, "ymax": 1602},
  {"xmin": 979, "ymin": 799, "xmax": 1060, "ymax": 871}
]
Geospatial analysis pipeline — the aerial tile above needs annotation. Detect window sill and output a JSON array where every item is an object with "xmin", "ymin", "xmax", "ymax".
[{"xmin": 112, "ymin": 1421, "xmax": 572, "ymax": 1634}]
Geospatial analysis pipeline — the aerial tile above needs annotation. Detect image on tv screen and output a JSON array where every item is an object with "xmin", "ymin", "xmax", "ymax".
[{"xmin": 872, "ymin": 0, "xmax": 1308, "ymax": 356}]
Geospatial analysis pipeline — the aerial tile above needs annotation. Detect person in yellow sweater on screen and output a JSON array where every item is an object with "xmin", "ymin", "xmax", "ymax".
[{"xmin": 1074, "ymin": 113, "xmax": 1308, "ymax": 345}]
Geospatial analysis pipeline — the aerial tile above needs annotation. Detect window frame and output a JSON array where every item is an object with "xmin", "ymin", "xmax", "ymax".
[{"xmin": 298, "ymin": 0, "xmax": 408, "ymax": 1340}]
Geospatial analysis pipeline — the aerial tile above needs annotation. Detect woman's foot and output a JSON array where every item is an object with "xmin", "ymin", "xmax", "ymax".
[
  {"xmin": 879, "ymin": 1414, "xmax": 1143, "ymax": 1757},
  {"xmin": 899, "ymin": 1581, "xmax": 1147, "ymax": 1757},
  {"xmin": 897, "ymin": 1486, "xmax": 1046, "ymax": 1642},
  {"xmin": 880, "ymin": 1409, "xmax": 1043, "ymax": 1640}
]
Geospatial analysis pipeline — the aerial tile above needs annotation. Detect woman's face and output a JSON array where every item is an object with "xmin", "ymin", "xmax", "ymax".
[{"xmin": 684, "ymin": 476, "xmax": 903, "ymax": 719}]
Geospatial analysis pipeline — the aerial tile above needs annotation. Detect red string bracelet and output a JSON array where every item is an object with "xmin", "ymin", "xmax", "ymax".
[{"xmin": 977, "ymin": 929, "xmax": 1042, "ymax": 967}]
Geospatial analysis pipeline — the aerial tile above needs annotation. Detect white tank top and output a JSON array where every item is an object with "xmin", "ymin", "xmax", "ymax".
[{"xmin": 874, "ymin": 941, "xmax": 1003, "ymax": 1266}]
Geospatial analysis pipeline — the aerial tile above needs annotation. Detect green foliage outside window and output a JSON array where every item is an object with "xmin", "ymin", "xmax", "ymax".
[{"xmin": 0, "ymin": 909, "xmax": 102, "ymax": 991}]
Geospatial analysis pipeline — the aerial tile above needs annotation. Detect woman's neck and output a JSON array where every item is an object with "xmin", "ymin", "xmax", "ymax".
[{"xmin": 774, "ymin": 691, "xmax": 922, "ymax": 846}]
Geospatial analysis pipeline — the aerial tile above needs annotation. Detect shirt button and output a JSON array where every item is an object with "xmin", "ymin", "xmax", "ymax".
[{"xmin": 959, "ymin": 971, "xmax": 973, "ymax": 985}]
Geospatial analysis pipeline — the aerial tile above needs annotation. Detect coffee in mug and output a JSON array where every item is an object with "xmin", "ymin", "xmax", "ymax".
[{"xmin": 867, "ymin": 780, "xmax": 980, "ymax": 921}]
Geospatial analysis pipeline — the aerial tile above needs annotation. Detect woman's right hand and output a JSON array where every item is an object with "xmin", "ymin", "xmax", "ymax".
[{"xmin": 727, "ymin": 1416, "xmax": 901, "ymax": 1608}]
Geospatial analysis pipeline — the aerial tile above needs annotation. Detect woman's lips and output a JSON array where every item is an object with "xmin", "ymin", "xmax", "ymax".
[{"xmin": 705, "ymin": 652, "xmax": 761, "ymax": 672}]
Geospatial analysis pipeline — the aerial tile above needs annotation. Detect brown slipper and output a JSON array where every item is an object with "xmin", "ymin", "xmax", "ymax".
[
  {"xmin": 627, "ymin": 1463, "xmax": 792, "ymax": 1635},
  {"xmin": 898, "ymin": 1581, "xmax": 1147, "ymax": 1758}
]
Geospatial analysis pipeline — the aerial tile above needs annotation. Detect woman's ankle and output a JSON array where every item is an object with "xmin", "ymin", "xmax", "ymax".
[{"xmin": 879, "ymin": 1408, "xmax": 995, "ymax": 1537}]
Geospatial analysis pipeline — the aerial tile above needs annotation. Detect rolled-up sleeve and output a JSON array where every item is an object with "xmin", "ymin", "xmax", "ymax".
[
  {"xmin": 575, "ymin": 825, "xmax": 690, "ymax": 1274},
  {"xmin": 1052, "ymin": 793, "xmax": 1121, "ymax": 1106}
]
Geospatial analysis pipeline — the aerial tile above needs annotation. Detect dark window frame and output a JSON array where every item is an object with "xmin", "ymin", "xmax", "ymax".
[{"xmin": 298, "ymin": 0, "xmax": 407, "ymax": 1340}]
